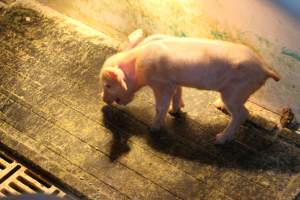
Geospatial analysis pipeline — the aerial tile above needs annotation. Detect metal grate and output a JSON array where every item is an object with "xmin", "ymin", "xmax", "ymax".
[{"xmin": 0, "ymin": 152, "xmax": 71, "ymax": 198}]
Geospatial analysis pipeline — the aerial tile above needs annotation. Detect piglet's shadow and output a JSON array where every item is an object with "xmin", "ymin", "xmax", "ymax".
[
  {"xmin": 101, "ymin": 106, "xmax": 132, "ymax": 161},
  {"xmin": 101, "ymin": 105, "xmax": 300, "ymax": 174},
  {"xmin": 102, "ymin": 105, "xmax": 235, "ymax": 163},
  {"xmin": 102, "ymin": 106, "xmax": 186, "ymax": 161}
]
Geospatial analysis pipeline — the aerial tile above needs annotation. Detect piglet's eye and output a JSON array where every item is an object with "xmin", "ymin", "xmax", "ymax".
[{"xmin": 105, "ymin": 84, "xmax": 111, "ymax": 89}]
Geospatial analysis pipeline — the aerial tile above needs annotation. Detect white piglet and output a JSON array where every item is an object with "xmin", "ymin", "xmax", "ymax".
[{"xmin": 100, "ymin": 30, "xmax": 280, "ymax": 144}]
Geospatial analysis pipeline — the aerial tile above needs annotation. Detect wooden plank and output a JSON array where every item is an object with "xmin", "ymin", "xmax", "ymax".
[
  {"xmin": 0, "ymin": 120, "xmax": 130, "ymax": 200},
  {"xmin": 0, "ymin": 92, "xmax": 179, "ymax": 199}
]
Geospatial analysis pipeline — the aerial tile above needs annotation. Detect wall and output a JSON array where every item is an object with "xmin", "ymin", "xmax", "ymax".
[{"xmin": 37, "ymin": 0, "xmax": 300, "ymax": 122}]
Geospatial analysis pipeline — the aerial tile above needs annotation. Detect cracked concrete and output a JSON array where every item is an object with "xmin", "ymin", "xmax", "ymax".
[{"xmin": 0, "ymin": 1, "xmax": 299, "ymax": 200}]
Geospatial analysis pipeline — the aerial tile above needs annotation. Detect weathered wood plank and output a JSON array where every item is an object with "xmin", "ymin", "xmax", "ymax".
[
  {"xmin": 0, "ymin": 119, "xmax": 129, "ymax": 200},
  {"xmin": 0, "ymin": 88, "xmax": 181, "ymax": 199}
]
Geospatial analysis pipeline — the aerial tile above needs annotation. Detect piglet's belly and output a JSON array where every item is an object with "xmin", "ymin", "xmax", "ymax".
[{"xmin": 173, "ymin": 73, "xmax": 223, "ymax": 91}]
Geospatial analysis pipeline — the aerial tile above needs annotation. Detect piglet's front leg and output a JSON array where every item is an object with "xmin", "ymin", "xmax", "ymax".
[{"xmin": 150, "ymin": 85, "xmax": 176, "ymax": 132}]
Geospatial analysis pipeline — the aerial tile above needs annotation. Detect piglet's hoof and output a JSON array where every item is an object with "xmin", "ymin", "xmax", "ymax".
[
  {"xmin": 214, "ymin": 132, "xmax": 234, "ymax": 145},
  {"xmin": 168, "ymin": 110, "xmax": 187, "ymax": 118}
]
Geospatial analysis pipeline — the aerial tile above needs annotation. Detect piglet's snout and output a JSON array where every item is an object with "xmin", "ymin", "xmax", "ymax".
[
  {"xmin": 115, "ymin": 97, "xmax": 121, "ymax": 104},
  {"xmin": 101, "ymin": 92, "xmax": 114, "ymax": 105}
]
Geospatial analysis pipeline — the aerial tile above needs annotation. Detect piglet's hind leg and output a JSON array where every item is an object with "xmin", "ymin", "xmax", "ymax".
[
  {"xmin": 169, "ymin": 86, "xmax": 185, "ymax": 117},
  {"xmin": 215, "ymin": 106, "xmax": 248, "ymax": 144},
  {"xmin": 215, "ymin": 89, "xmax": 249, "ymax": 144}
]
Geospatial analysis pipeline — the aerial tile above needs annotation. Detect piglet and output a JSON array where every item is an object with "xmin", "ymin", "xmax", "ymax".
[{"xmin": 99, "ymin": 30, "xmax": 280, "ymax": 144}]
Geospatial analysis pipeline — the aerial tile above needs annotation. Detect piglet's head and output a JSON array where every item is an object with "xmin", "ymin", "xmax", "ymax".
[{"xmin": 100, "ymin": 67, "xmax": 133, "ymax": 105}]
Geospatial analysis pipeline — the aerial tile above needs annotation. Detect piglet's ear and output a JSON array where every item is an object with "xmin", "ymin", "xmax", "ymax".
[
  {"xmin": 126, "ymin": 29, "xmax": 144, "ymax": 49},
  {"xmin": 120, "ymin": 78, "xmax": 128, "ymax": 91},
  {"xmin": 128, "ymin": 29, "xmax": 144, "ymax": 43},
  {"xmin": 106, "ymin": 71, "xmax": 117, "ymax": 79},
  {"xmin": 120, "ymin": 29, "xmax": 144, "ymax": 51}
]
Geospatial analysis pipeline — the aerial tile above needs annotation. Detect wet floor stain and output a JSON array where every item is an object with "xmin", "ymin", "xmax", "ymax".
[{"xmin": 281, "ymin": 47, "xmax": 300, "ymax": 62}]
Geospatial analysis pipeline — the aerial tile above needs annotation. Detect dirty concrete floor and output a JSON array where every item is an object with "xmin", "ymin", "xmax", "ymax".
[{"xmin": 0, "ymin": 4, "xmax": 300, "ymax": 200}]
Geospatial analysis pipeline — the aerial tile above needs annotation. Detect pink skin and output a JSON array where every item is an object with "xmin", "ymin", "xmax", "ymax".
[{"xmin": 100, "ymin": 32, "xmax": 280, "ymax": 144}]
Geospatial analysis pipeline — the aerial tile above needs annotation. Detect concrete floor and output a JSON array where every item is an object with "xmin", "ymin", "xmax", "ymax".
[{"xmin": 0, "ymin": 3, "xmax": 300, "ymax": 200}]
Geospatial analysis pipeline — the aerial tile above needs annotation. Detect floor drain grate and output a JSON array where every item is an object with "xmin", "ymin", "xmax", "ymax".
[{"xmin": 0, "ymin": 152, "xmax": 73, "ymax": 199}]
